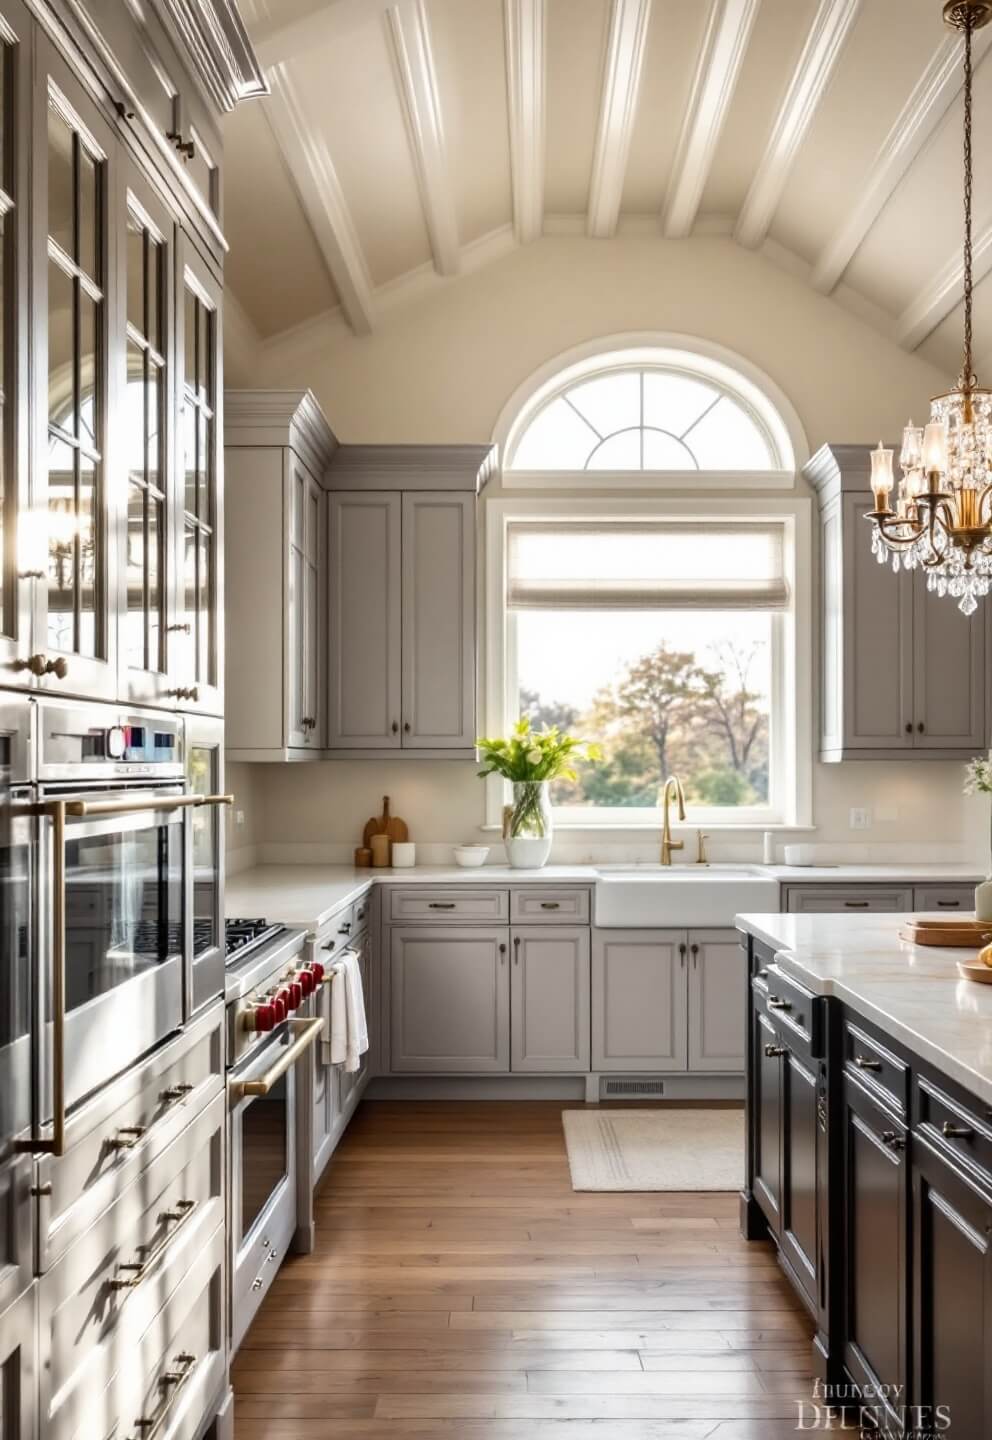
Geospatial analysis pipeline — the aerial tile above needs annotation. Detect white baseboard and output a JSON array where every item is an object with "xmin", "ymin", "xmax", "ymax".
[{"xmin": 366, "ymin": 1074, "xmax": 745, "ymax": 1102}]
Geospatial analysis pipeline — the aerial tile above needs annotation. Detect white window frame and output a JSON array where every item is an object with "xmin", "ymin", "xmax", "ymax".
[
  {"xmin": 484, "ymin": 495, "xmax": 814, "ymax": 833},
  {"xmin": 493, "ymin": 333, "xmax": 807, "ymax": 491}
]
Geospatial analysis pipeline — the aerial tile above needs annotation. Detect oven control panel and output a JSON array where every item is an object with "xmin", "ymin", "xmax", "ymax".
[{"xmin": 37, "ymin": 699, "xmax": 185, "ymax": 780}]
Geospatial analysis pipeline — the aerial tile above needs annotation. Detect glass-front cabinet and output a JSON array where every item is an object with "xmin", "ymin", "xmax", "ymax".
[
  {"xmin": 176, "ymin": 235, "xmax": 222, "ymax": 716},
  {"xmin": 35, "ymin": 44, "xmax": 117, "ymax": 700},
  {"xmin": 0, "ymin": 1, "xmax": 30, "ymax": 683}
]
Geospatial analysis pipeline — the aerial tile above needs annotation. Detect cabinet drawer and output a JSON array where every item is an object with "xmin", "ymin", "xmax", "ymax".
[
  {"xmin": 45, "ymin": 1219, "xmax": 226, "ymax": 1440},
  {"xmin": 784, "ymin": 885, "xmax": 913, "ymax": 914},
  {"xmin": 42, "ymin": 1089, "xmax": 224, "ymax": 1406},
  {"xmin": 510, "ymin": 887, "xmax": 591, "ymax": 924},
  {"xmin": 915, "ymin": 1076, "xmax": 992, "ymax": 1192},
  {"xmin": 763, "ymin": 964, "xmax": 823, "ymax": 1056},
  {"xmin": 913, "ymin": 885, "xmax": 976, "ymax": 913},
  {"xmin": 842, "ymin": 1018, "xmax": 908, "ymax": 1115},
  {"xmin": 387, "ymin": 888, "xmax": 509, "ymax": 923},
  {"xmin": 37, "ymin": 1002, "xmax": 224, "ymax": 1272},
  {"xmin": 314, "ymin": 902, "xmax": 358, "ymax": 960},
  {"xmin": 354, "ymin": 890, "xmax": 373, "ymax": 932}
]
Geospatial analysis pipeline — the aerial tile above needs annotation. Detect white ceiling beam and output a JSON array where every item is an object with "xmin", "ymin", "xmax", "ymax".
[
  {"xmin": 504, "ymin": 0, "xmax": 546, "ymax": 244},
  {"xmin": 735, "ymin": 0, "xmax": 862, "ymax": 249},
  {"xmin": 588, "ymin": 0, "xmax": 653, "ymax": 238},
  {"xmin": 812, "ymin": 31, "xmax": 992, "ymax": 294},
  {"xmin": 253, "ymin": 0, "xmax": 393, "ymax": 68},
  {"xmin": 386, "ymin": 0, "xmax": 460, "ymax": 277},
  {"xmin": 662, "ymin": 0, "xmax": 760, "ymax": 239},
  {"xmin": 896, "ymin": 220, "xmax": 992, "ymax": 352},
  {"xmin": 262, "ymin": 64, "xmax": 376, "ymax": 335}
]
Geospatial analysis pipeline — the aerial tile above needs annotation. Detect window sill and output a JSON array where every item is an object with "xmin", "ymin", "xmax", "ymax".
[{"xmin": 479, "ymin": 822, "xmax": 817, "ymax": 834}]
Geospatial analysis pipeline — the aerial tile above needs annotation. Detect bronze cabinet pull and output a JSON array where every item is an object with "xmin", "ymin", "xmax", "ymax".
[
  {"xmin": 126, "ymin": 1353, "xmax": 197, "ymax": 1439},
  {"xmin": 110, "ymin": 1200, "xmax": 196, "ymax": 1290},
  {"xmin": 853, "ymin": 1055, "xmax": 882, "ymax": 1071},
  {"xmin": 767, "ymin": 996, "xmax": 791, "ymax": 1010},
  {"xmin": 942, "ymin": 1121, "xmax": 975, "ymax": 1140},
  {"xmin": 764, "ymin": 1044, "xmax": 788, "ymax": 1058}
]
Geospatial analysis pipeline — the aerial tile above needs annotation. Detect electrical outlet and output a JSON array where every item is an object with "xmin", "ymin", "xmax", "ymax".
[
  {"xmin": 235, "ymin": 809, "xmax": 245, "ymax": 827},
  {"xmin": 849, "ymin": 808, "xmax": 871, "ymax": 830}
]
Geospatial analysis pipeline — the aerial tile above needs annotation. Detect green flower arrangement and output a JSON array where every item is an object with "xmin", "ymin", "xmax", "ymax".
[{"xmin": 476, "ymin": 718, "xmax": 602, "ymax": 783}]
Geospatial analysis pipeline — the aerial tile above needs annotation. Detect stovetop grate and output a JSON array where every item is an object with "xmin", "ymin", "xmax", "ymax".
[{"xmin": 225, "ymin": 917, "xmax": 286, "ymax": 963}]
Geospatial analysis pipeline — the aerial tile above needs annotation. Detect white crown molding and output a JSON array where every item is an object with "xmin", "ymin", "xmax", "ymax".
[
  {"xmin": 504, "ymin": 0, "xmax": 546, "ymax": 245},
  {"xmin": 152, "ymin": 0, "xmax": 268, "ymax": 110},
  {"xmin": 662, "ymin": 0, "xmax": 760, "ymax": 240},
  {"xmin": 261, "ymin": 63, "xmax": 376, "ymax": 335},
  {"xmin": 587, "ymin": 0, "xmax": 652, "ymax": 239},
  {"xmin": 735, "ymin": 0, "xmax": 862, "ymax": 250},
  {"xmin": 896, "ymin": 218, "xmax": 992, "ymax": 353},
  {"xmin": 224, "ymin": 388, "xmax": 339, "ymax": 475},
  {"xmin": 812, "ymin": 31, "xmax": 992, "ymax": 294},
  {"xmin": 386, "ymin": 0, "xmax": 460, "ymax": 277}
]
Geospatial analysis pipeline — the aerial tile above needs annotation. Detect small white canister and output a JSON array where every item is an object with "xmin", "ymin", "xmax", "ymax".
[{"xmin": 391, "ymin": 842, "xmax": 416, "ymax": 868}]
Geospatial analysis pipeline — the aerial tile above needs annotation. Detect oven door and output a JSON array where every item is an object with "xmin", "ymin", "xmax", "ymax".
[
  {"xmin": 37, "ymin": 786, "xmax": 187, "ymax": 1120},
  {"xmin": 229, "ymin": 1014, "xmax": 324, "ymax": 1352},
  {"xmin": 186, "ymin": 716, "xmax": 224, "ymax": 1016}
]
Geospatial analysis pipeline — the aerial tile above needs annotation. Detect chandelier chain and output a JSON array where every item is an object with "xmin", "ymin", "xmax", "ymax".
[{"xmin": 962, "ymin": 7, "xmax": 975, "ymax": 392}]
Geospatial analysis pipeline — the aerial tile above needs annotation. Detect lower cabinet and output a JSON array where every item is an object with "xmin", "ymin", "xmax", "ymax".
[
  {"xmin": 389, "ymin": 926, "xmax": 510, "ymax": 1072},
  {"xmin": 591, "ymin": 929, "xmax": 688, "ymax": 1072},
  {"xmin": 841, "ymin": 1073, "xmax": 909, "ymax": 1434},
  {"xmin": 912, "ymin": 1134, "xmax": 992, "ymax": 1437},
  {"xmin": 688, "ymin": 930, "xmax": 747, "ymax": 1071},
  {"xmin": 0, "ymin": 1283, "xmax": 35, "ymax": 1440},
  {"xmin": 511, "ymin": 928, "xmax": 590, "ymax": 1073}
]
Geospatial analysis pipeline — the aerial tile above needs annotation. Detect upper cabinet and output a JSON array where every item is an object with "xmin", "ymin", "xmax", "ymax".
[
  {"xmin": 326, "ymin": 445, "xmax": 493, "ymax": 759},
  {"xmin": 807, "ymin": 444, "xmax": 988, "ymax": 761},
  {"xmin": 225, "ymin": 390, "xmax": 338, "ymax": 761},
  {"xmin": 0, "ymin": 0, "xmax": 263, "ymax": 714}
]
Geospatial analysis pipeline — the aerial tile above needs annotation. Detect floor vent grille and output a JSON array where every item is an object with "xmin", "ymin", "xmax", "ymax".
[{"xmin": 602, "ymin": 1079, "xmax": 666, "ymax": 1097}]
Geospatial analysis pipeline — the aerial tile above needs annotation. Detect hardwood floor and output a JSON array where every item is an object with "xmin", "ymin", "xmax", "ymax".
[{"xmin": 232, "ymin": 1101, "xmax": 841, "ymax": 1438}]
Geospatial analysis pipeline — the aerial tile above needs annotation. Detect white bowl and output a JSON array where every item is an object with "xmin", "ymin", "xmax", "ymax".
[{"xmin": 454, "ymin": 845, "xmax": 489, "ymax": 868}]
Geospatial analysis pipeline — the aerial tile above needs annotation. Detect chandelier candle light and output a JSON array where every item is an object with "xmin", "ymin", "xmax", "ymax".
[{"xmin": 868, "ymin": 1, "xmax": 992, "ymax": 616}]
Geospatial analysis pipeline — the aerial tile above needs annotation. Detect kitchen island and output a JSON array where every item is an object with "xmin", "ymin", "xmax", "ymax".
[{"xmin": 736, "ymin": 910, "xmax": 992, "ymax": 1439}]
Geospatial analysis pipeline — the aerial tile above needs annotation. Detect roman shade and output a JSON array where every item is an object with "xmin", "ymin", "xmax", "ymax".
[{"xmin": 506, "ymin": 521, "xmax": 790, "ymax": 611}]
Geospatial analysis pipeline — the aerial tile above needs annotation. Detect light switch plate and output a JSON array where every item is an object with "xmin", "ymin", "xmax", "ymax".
[{"xmin": 849, "ymin": 808, "xmax": 871, "ymax": 830}]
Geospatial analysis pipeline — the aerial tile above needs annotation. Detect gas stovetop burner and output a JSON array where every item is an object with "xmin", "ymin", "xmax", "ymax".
[{"xmin": 225, "ymin": 917, "xmax": 286, "ymax": 962}]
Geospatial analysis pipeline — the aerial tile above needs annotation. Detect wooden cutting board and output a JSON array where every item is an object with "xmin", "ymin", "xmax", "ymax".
[
  {"xmin": 362, "ymin": 795, "xmax": 409, "ymax": 847},
  {"xmin": 900, "ymin": 917, "xmax": 992, "ymax": 948}
]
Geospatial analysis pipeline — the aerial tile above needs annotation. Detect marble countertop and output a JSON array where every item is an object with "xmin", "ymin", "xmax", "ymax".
[
  {"xmin": 737, "ymin": 910, "xmax": 992, "ymax": 1107},
  {"xmin": 226, "ymin": 860, "xmax": 981, "ymax": 939}
]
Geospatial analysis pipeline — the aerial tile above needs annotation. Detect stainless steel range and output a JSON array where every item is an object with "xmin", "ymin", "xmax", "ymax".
[{"xmin": 225, "ymin": 918, "xmax": 325, "ymax": 1352}]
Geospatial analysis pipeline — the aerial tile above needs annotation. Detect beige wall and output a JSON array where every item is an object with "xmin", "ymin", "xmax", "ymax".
[{"xmin": 227, "ymin": 235, "xmax": 985, "ymax": 866}]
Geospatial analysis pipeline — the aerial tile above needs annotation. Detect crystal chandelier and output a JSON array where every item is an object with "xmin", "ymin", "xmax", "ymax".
[{"xmin": 868, "ymin": 0, "xmax": 992, "ymax": 616}]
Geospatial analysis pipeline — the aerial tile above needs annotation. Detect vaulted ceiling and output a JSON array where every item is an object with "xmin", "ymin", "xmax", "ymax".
[{"xmin": 224, "ymin": 0, "xmax": 992, "ymax": 380}]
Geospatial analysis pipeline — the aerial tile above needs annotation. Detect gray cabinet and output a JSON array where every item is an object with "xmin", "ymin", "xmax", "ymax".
[
  {"xmin": 389, "ymin": 926, "xmax": 510, "ymax": 1072},
  {"xmin": 0, "ymin": 1282, "xmax": 35, "ymax": 1440},
  {"xmin": 784, "ymin": 885, "xmax": 914, "ymax": 915},
  {"xmin": 327, "ymin": 492, "xmax": 402, "ymax": 749},
  {"xmin": 591, "ymin": 929, "xmax": 688, "ymax": 1072},
  {"xmin": 225, "ymin": 390, "xmax": 337, "ymax": 759},
  {"xmin": 327, "ymin": 488, "xmax": 476, "ymax": 754},
  {"xmin": 807, "ymin": 444, "xmax": 987, "ymax": 761},
  {"xmin": 688, "ymin": 929, "xmax": 747, "ymax": 1072},
  {"xmin": 510, "ymin": 927, "xmax": 590, "ymax": 1073}
]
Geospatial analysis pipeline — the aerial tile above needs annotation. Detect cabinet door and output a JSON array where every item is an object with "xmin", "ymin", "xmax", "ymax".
[
  {"xmin": 310, "ymin": 977, "xmax": 339, "ymax": 1183},
  {"xmin": 841, "ymin": 492, "xmax": 914, "ymax": 751},
  {"xmin": 401, "ymin": 492, "xmax": 474, "ymax": 748},
  {"xmin": 0, "ymin": 1, "xmax": 32, "ymax": 684},
  {"xmin": 591, "ymin": 930, "xmax": 688, "ymax": 1072},
  {"xmin": 511, "ymin": 927, "xmax": 590, "ymax": 1073},
  {"xmin": 120, "ymin": 160, "xmax": 179, "ymax": 707},
  {"xmin": 842, "ymin": 1075, "xmax": 908, "ymax": 1432},
  {"xmin": 0, "ymin": 1282, "xmax": 35, "ymax": 1440},
  {"xmin": 912, "ymin": 1136, "xmax": 992, "ymax": 1437},
  {"xmin": 752, "ymin": 999, "xmax": 783, "ymax": 1232},
  {"xmin": 389, "ymin": 926, "xmax": 509, "ymax": 1072},
  {"xmin": 175, "ymin": 232, "xmax": 222, "ymax": 715},
  {"xmin": 327, "ymin": 492, "xmax": 402, "ymax": 748},
  {"xmin": 780, "ymin": 1045, "xmax": 820, "ymax": 1311},
  {"xmin": 688, "ymin": 929, "xmax": 746, "ymax": 1072},
  {"xmin": 34, "ymin": 40, "xmax": 120, "ymax": 700},
  {"xmin": 913, "ymin": 577, "xmax": 986, "ymax": 751},
  {"xmin": 286, "ymin": 455, "xmax": 323, "ymax": 748}
]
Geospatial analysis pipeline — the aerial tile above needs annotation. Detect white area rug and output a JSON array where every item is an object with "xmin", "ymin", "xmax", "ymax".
[{"xmin": 562, "ymin": 1108, "xmax": 745, "ymax": 1192}]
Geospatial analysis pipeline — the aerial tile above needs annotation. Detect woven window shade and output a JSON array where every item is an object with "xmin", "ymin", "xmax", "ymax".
[{"xmin": 507, "ymin": 522, "xmax": 789, "ymax": 611}]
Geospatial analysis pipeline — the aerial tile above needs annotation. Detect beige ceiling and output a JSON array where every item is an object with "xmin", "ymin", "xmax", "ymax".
[{"xmin": 224, "ymin": 0, "xmax": 992, "ymax": 378}]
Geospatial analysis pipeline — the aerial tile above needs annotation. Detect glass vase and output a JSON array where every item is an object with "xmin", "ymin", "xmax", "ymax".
[{"xmin": 504, "ymin": 781, "xmax": 553, "ymax": 869}]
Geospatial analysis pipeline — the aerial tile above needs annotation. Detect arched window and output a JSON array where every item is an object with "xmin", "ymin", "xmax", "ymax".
[{"xmin": 500, "ymin": 342, "xmax": 798, "ymax": 484}]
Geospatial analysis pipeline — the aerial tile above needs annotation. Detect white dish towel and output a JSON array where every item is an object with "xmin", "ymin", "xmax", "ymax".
[{"xmin": 328, "ymin": 951, "xmax": 369, "ymax": 1074}]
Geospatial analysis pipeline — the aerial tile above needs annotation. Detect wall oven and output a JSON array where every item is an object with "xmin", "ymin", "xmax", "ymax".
[{"xmin": 22, "ymin": 701, "xmax": 231, "ymax": 1156}]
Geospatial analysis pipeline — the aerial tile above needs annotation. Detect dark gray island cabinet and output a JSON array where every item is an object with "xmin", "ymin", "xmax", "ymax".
[{"xmin": 738, "ymin": 919, "xmax": 992, "ymax": 1440}]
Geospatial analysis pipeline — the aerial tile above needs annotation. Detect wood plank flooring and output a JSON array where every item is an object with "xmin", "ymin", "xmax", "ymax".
[{"xmin": 232, "ymin": 1101, "xmax": 844, "ymax": 1438}]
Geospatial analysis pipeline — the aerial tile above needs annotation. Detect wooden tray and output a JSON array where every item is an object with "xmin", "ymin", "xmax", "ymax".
[
  {"xmin": 900, "ymin": 919, "xmax": 992, "ymax": 948},
  {"xmin": 957, "ymin": 958, "xmax": 992, "ymax": 984}
]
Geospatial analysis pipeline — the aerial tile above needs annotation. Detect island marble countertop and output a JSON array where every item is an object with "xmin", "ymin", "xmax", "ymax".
[
  {"xmin": 226, "ymin": 860, "xmax": 981, "ymax": 939},
  {"xmin": 737, "ymin": 910, "xmax": 992, "ymax": 1107}
]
